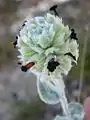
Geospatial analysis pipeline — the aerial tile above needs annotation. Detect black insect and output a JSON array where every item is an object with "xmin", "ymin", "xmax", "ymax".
[
  {"xmin": 47, "ymin": 58, "xmax": 60, "ymax": 72},
  {"xmin": 18, "ymin": 21, "xmax": 27, "ymax": 36},
  {"xmin": 64, "ymin": 52, "xmax": 76, "ymax": 61},
  {"xmin": 13, "ymin": 35, "xmax": 18, "ymax": 48},
  {"xmin": 13, "ymin": 21, "xmax": 27, "ymax": 48},
  {"xmin": 17, "ymin": 61, "xmax": 22, "ymax": 65},
  {"xmin": 70, "ymin": 29, "xmax": 78, "ymax": 40},
  {"xmin": 21, "ymin": 62, "xmax": 35, "ymax": 72},
  {"xmin": 50, "ymin": 5, "xmax": 59, "ymax": 16},
  {"xmin": 22, "ymin": 20, "xmax": 27, "ymax": 27},
  {"xmin": 13, "ymin": 40, "xmax": 17, "ymax": 48}
]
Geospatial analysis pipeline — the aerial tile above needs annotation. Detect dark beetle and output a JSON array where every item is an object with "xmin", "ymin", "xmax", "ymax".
[
  {"xmin": 70, "ymin": 29, "xmax": 78, "ymax": 40},
  {"xmin": 13, "ymin": 21, "xmax": 27, "ymax": 48},
  {"xmin": 64, "ymin": 52, "xmax": 76, "ymax": 61},
  {"xmin": 13, "ymin": 35, "xmax": 18, "ymax": 48},
  {"xmin": 49, "ymin": 5, "xmax": 59, "ymax": 16},
  {"xmin": 47, "ymin": 58, "xmax": 60, "ymax": 72}
]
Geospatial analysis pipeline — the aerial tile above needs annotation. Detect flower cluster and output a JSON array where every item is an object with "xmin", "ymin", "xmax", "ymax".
[
  {"xmin": 16, "ymin": 13, "xmax": 79, "ymax": 76},
  {"xmin": 15, "ymin": 10, "xmax": 84, "ymax": 120}
]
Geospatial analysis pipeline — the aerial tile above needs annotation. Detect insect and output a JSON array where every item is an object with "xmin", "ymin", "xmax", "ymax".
[
  {"xmin": 13, "ymin": 21, "xmax": 27, "ymax": 48},
  {"xmin": 21, "ymin": 62, "xmax": 35, "ymax": 72},
  {"xmin": 13, "ymin": 35, "xmax": 18, "ymax": 48},
  {"xmin": 17, "ymin": 61, "xmax": 22, "ymax": 65},
  {"xmin": 21, "ymin": 20, "xmax": 27, "ymax": 29},
  {"xmin": 64, "ymin": 52, "xmax": 76, "ymax": 61},
  {"xmin": 47, "ymin": 58, "xmax": 60, "ymax": 72},
  {"xmin": 50, "ymin": 5, "xmax": 59, "ymax": 16},
  {"xmin": 70, "ymin": 29, "xmax": 78, "ymax": 40}
]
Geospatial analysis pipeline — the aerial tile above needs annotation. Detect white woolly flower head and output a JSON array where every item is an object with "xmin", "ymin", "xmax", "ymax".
[{"xmin": 16, "ymin": 13, "xmax": 79, "ymax": 76}]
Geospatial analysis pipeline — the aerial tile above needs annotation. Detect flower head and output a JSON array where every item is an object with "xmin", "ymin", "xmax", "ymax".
[{"xmin": 16, "ymin": 13, "xmax": 79, "ymax": 76}]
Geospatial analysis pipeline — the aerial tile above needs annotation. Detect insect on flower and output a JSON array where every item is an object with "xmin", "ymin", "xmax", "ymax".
[
  {"xmin": 64, "ymin": 52, "xmax": 76, "ymax": 61},
  {"xmin": 13, "ymin": 21, "xmax": 27, "ymax": 48},
  {"xmin": 47, "ymin": 58, "xmax": 60, "ymax": 72},
  {"xmin": 70, "ymin": 29, "xmax": 78, "ymax": 40},
  {"xmin": 21, "ymin": 62, "xmax": 35, "ymax": 72},
  {"xmin": 15, "ymin": 12, "xmax": 79, "ymax": 75},
  {"xmin": 13, "ymin": 36, "xmax": 18, "ymax": 48},
  {"xmin": 17, "ymin": 61, "xmax": 22, "ymax": 65},
  {"xmin": 22, "ymin": 20, "xmax": 27, "ymax": 27},
  {"xmin": 50, "ymin": 5, "xmax": 59, "ymax": 16}
]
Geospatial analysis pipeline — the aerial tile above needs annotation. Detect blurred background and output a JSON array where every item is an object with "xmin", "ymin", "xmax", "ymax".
[{"xmin": 0, "ymin": 0, "xmax": 90, "ymax": 120}]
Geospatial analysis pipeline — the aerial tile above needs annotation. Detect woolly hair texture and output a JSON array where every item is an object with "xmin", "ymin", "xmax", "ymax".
[
  {"xmin": 15, "ymin": 9, "xmax": 85, "ymax": 120},
  {"xmin": 16, "ymin": 13, "xmax": 79, "ymax": 76}
]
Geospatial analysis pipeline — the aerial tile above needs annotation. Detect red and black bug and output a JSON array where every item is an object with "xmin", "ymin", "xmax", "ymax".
[
  {"xmin": 21, "ymin": 62, "xmax": 35, "ymax": 72},
  {"xmin": 47, "ymin": 58, "xmax": 60, "ymax": 72}
]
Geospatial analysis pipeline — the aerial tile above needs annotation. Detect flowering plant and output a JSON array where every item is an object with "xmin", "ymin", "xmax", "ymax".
[{"xmin": 14, "ymin": 5, "xmax": 84, "ymax": 120}]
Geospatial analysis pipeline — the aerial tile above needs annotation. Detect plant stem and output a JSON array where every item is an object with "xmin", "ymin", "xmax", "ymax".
[{"xmin": 60, "ymin": 93, "xmax": 70, "ymax": 116}]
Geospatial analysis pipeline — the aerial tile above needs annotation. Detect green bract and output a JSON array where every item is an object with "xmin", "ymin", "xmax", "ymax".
[
  {"xmin": 17, "ymin": 13, "xmax": 79, "ymax": 75},
  {"xmin": 37, "ymin": 74, "xmax": 65, "ymax": 104}
]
